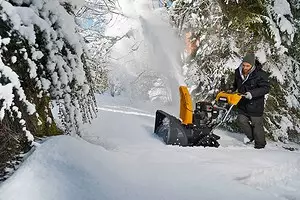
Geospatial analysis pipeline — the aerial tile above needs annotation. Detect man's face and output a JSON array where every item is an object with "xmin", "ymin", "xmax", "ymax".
[{"xmin": 242, "ymin": 62, "xmax": 252, "ymax": 74}]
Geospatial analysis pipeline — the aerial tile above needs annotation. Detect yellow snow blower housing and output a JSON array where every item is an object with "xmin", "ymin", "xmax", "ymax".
[{"xmin": 179, "ymin": 86, "xmax": 193, "ymax": 125}]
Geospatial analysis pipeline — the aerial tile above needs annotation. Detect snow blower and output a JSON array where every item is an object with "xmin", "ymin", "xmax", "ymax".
[{"xmin": 154, "ymin": 86, "xmax": 242, "ymax": 147}]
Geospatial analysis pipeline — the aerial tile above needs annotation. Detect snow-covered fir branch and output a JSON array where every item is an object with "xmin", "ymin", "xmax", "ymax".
[{"xmin": 0, "ymin": 0, "xmax": 96, "ymax": 138}]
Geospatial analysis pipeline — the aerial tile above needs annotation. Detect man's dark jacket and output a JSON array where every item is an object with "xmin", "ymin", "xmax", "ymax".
[{"xmin": 232, "ymin": 61, "xmax": 270, "ymax": 117}]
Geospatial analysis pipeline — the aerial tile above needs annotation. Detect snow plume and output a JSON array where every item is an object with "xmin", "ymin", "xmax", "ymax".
[
  {"xmin": 138, "ymin": 14, "xmax": 185, "ymax": 104},
  {"xmin": 0, "ymin": 0, "xmax": 96, "ymax": 137},
  {"xmin": 105, "ymin": 0, "xmax": 185, "ymax": 108}
]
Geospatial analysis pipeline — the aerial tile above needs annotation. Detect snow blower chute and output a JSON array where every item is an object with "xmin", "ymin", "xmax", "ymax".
[{"xmin": 154, "ymin": 86, "xmax": 242, "ymax": 147}]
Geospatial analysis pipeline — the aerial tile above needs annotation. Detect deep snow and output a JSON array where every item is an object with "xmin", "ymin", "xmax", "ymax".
[{"xmin": 0, "ymin": 94, "xmax": 300, "ymax": 200}]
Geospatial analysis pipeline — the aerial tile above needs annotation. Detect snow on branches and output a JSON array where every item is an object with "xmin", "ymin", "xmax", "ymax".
[
  {"xmin": 221, "ymin": 0, "xmax": 296, "ymax": 54},
  {"xmin": 266, "ymin": 0, "xmax": 296, "ymax": 54},
  {"xmin": 169, "ymin": 0, "xmax": 300, "ymax": 141},
  {"xmin": 75, "ymin": 0, "xmax": 123, "ymax": 93},
  {"xmin": 0, "ymin": 32, "xmax": 37, "ymax": 141},
  {"xmin": 224, "ymin": 0, "xmax": 239, "ymax": 4},
  {"xmin": 0, "ymin": 0, "xmax": 96, "ymax": 138}
]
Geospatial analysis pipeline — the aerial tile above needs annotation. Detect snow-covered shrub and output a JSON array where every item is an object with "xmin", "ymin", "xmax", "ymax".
[
  {"xmin": 0, "ymin": 0, "xmax": 96, "ymax": 137},
  {"xmin": 0, "ymin": 0, "xmax": 97, "ymax": 179}
]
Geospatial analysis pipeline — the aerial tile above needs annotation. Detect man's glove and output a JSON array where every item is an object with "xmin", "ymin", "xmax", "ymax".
[{"xmin": 244, "ymin": 92, "xmax": 252, "ymax": 100}]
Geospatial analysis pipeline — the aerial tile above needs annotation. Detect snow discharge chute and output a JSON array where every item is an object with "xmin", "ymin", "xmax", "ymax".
[{"xmin": 154, "ymin": 86, "xmax": 242, "ymax": 147}]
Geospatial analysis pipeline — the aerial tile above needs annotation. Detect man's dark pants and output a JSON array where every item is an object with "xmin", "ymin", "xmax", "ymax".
[{"xmin": 237, "ymin": 114, "xmax": 266, "ymax": 148}]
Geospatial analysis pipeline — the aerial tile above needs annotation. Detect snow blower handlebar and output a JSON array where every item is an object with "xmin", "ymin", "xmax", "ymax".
[
  {"xmin": 215, "ymin": 91, "xmax": 242, "ymax": 106},
  {"xmin": 211, "ymin": 91, "xmax": 243, "ymax": 130}
]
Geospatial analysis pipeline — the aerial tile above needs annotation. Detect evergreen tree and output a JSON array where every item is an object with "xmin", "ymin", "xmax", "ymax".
[
  {"xmin": 0, "ymin": 0, "xmax": 96, "ymax": 178},
  {"xmin": 169, "ymin": 0, "xmax": 300, "ymax": 142}
]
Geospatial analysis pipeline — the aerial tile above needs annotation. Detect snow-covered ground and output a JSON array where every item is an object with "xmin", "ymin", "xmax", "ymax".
[
  {"xmin": 0, "ymin": 94, "xmax": 300, "ymax": 200},
  {"xmin": 1, "ymin": 0, "xmax": 300, "ymax": 199}
]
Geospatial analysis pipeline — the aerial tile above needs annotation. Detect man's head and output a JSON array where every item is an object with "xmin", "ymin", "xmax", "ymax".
[{"xmin": 242, "ymin": 53, "xmax": 255, "ymax": 75}]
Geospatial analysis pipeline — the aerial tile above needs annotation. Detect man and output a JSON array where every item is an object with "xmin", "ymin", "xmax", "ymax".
[{"xmin": 232, "ymin": 53, "xmax": 270, "ymax": 149}]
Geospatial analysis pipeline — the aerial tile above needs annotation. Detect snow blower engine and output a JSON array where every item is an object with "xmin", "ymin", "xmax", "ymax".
[{"xmin": 154, "ymin": 86, "xmax": 242, "ymax": 147}]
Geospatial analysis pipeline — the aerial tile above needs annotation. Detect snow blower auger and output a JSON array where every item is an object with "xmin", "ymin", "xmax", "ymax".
[{"xmin": 154, "ymin": 86, "xmax": 242, "ymax": 147}]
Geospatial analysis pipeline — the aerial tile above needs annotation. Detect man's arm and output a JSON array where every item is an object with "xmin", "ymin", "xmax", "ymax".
[{"xmin": 249, "ymin": 72, "xmax": 270, "ymax": 98}]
